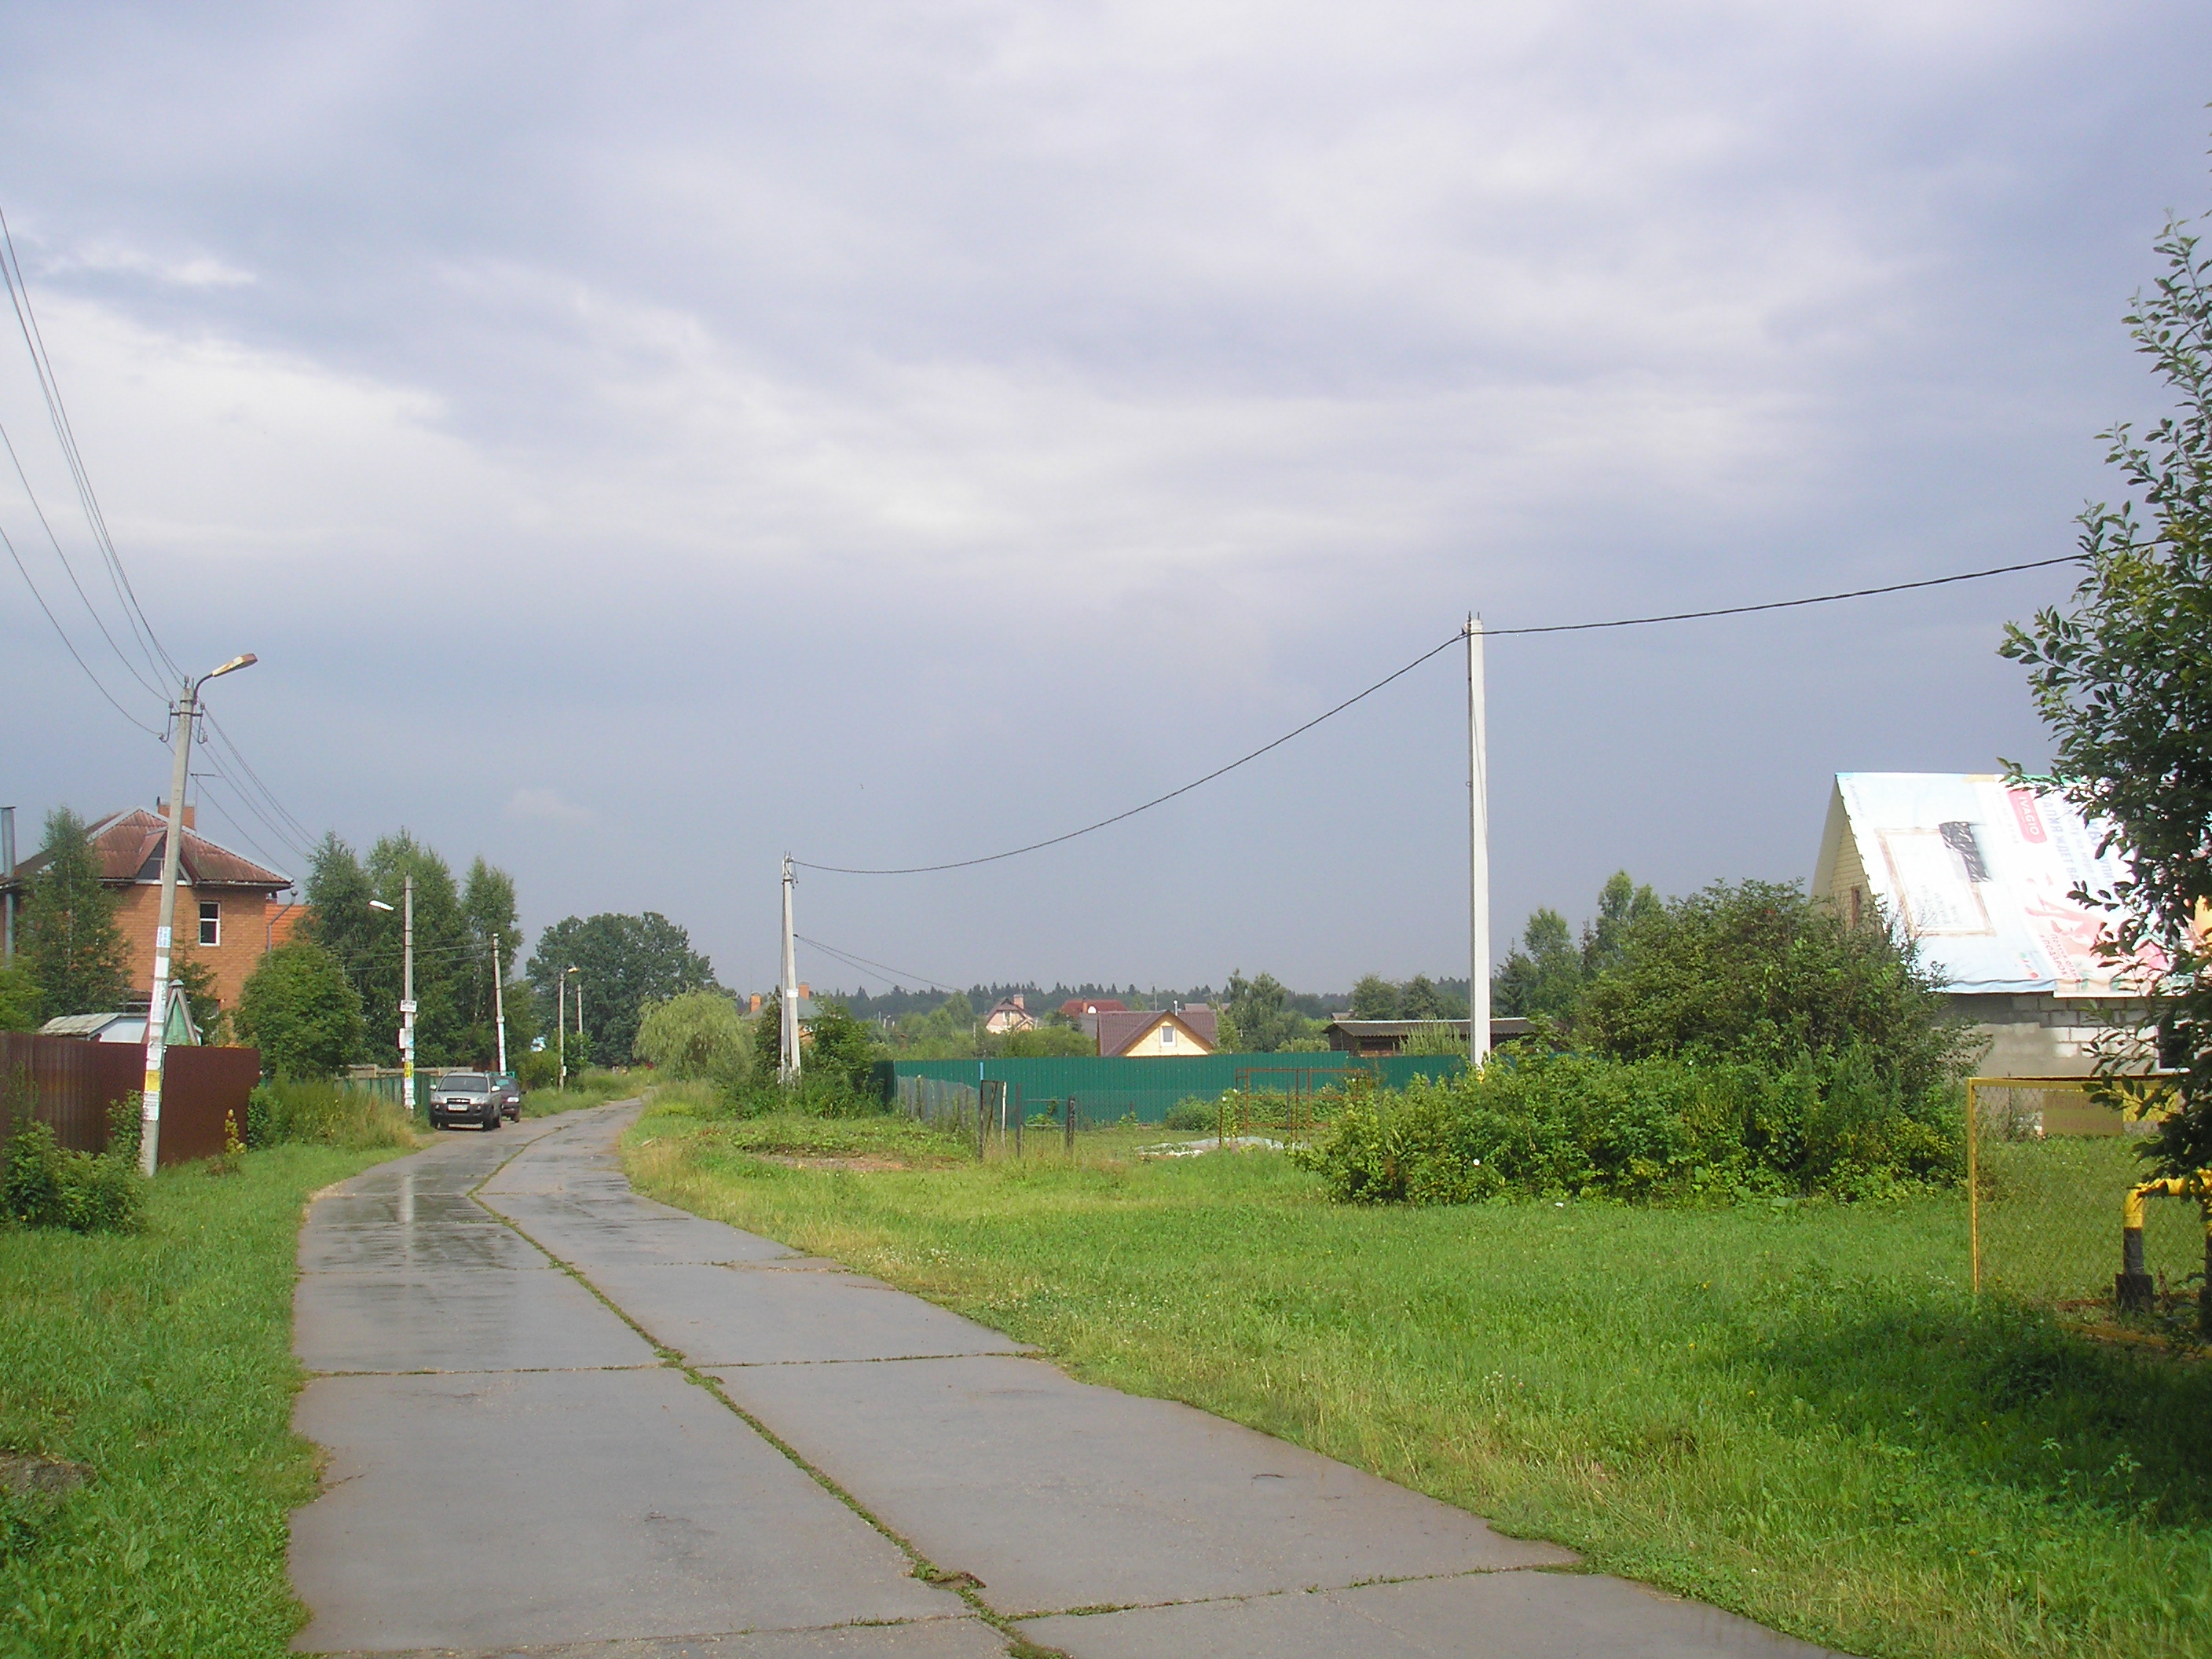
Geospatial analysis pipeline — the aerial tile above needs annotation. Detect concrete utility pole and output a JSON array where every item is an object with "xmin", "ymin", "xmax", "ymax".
[
  {"xmin": 141, "ymin": 652, "xmax": 256, "ymax": 1175},
  {"xmin": 557, "ymin": 971, "xmax": 568, "ymax": 1090},
  {"xmin": 493, "ymin": 930, "xmax": 508, "ymax": 1076},
  {"xmin": 400, "ymin": 873, "xmax": 416, "ymax": 1116},
  {"xmin": 780, "ymin": 855, "xmax": 800, "ymax": 1084},
  {"xmin": 2, "ymin": 805, "xmax": 15, "ymax": 962},
  {"xmin": 1467, "ymin": 614, "xmax": 1491, "ymax": 1065}
]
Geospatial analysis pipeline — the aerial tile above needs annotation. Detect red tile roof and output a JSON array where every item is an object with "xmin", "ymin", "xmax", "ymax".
[
  {"xmin": 4, "ymin": 807, "xmax": 291, "ymax": 892},
  {"xmin": 1060, "ymin": 998, "xmax": 1127, "ymax": 1017}
]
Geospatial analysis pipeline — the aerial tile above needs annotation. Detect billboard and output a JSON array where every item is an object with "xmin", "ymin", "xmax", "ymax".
[{"xmin": 1820, "ymin": 773, "xmax": 2163, "ymax": 997}]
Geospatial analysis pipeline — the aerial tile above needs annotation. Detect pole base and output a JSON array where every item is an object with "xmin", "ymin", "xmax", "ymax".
[{"xmin": 2115, "ymin": 1271, "xmax": 2156, "ymax": 1313}]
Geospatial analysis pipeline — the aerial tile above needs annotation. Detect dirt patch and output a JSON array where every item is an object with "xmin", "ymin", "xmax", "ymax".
[{"xmin": 1, "ymin": 1453, "xmax": 92, "ymax": 1496}]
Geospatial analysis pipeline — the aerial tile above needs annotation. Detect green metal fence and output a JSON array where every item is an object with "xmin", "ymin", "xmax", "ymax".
[{"xmin": 878, "ymin": 1052, "xmax": 1465, "ymax": 1125}]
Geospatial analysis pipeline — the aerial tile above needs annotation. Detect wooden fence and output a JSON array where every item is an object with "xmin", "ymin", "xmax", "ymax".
[{"xmin": 0, "ymin": 1033, "xmax": 260, "ymax": 1166}]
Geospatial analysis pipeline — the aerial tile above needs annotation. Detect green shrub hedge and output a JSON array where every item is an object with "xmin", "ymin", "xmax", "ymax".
[
  {"xmin": 1, "ymin": 1120, "xmax": 145, "ymax": 1234},
  {"xmin": 1294, "ymin": 1047, "xmax": 1961, "ymax": 1206}
]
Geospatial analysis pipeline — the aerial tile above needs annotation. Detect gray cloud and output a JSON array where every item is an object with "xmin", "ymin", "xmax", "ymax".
[{"xmin": 3, "ymin": 1, "xmax": 2208, "ymax": 995}]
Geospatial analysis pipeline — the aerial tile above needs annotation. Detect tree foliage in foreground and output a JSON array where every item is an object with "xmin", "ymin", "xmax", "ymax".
[{"xmin": 2003, "ymin": 210, "xmax": 2212, "ymax": 1178}]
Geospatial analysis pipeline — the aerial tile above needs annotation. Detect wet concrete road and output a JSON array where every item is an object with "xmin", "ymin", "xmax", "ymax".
[{"xmin": 289, "ymin": 1104, "xmax": 1836, "ymax": 1659}]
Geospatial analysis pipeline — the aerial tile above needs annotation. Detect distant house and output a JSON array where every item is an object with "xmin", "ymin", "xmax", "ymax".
[
  {"xmin": 1812, "ymin": 772, "xmax": 2163, "ymax": 1077},
  {"xmin": 1324, "ymin": 1017, "xmax": 1529, "ymax": 1057},
  {"xmin": 1097, "ymin": 1005, "xmax": 1218, "ymax": 1057},
  {"xmin": 1059, "ymin": 997, "xmax": 1126, "ymax": 1018},
  {"xmin": 983, "ymin": 994, "xmax": 1036, "ymax": 1035},
  {"xmin": 1, "ymin": 803, "xmax": 291, "ymax": 1024}
]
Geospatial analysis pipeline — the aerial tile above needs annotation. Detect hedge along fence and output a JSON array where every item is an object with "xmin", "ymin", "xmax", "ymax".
[
  {"xmin": 0, "ymin": 1032, "xmax": 260, "ymax": 1166},
  {"xmin": 881, "ymin": 1053, "xmax": 1466, "ymax": 1125}
]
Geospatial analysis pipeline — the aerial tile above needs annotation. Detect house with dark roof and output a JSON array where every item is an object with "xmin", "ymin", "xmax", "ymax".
[
  {"xmin": 1096, "ymin": 1005, "xmax": 1218, "ymax": 1057},
  {"xmin": 1, "ymin": 802, "xmax": 292, "ymax": 1022},
  {"xmin": 983, "ymin": 994, "xmax": 1036, "ymax": 1035}
]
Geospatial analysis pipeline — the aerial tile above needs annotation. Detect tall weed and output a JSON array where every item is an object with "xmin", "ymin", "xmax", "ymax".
[{"xmin": 245, "ymin": 1079, "xmax": 416, "ymax": 1151}]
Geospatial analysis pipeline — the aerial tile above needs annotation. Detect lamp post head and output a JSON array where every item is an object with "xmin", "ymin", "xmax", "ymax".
[
  {"xmin": 369, "ymin": 899, "xmax": 395, "ymax": 913},
  {"xmin": 203, "ymin": 653, "xmax": 257, "ymax": 683}
]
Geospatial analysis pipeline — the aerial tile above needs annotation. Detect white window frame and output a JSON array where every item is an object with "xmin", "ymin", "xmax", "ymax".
[
  {"xmin": 198, "ymin": 899, "xmax": 221, "ymax": 947},
  {"xmin": 1160, "ymin": 1022, "xmax": 1176, "ymax": 1046}
]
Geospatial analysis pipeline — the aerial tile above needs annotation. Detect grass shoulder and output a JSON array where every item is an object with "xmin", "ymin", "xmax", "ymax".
[
  {"xmin": 623, "ymin": 1102, "xmax": 2212, "ymax": 1659},
  {"xmin": 0, "ymin": 1141, "xmax": 410, "ymax": 1658}
]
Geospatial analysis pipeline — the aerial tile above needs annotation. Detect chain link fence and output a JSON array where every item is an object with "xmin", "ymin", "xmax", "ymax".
[{"xmin": 1967, "ymin": 1075, "xmax": 2205, "ymax": 1323}]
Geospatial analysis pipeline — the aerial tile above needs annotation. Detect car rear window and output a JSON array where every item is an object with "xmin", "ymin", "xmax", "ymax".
[{"xmin": 441, "ymin": 1074, "xmax": 490, "ymax": 1091}]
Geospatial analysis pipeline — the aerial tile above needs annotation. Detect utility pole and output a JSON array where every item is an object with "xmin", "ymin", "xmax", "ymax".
[
  {"xmin": 1467, "ymin": 614, "xmax": 1491, "ymax": 1064},
  {"xmin": 557, "ymin": 971, "xmax": 568, "ymax": 1090},
  {"xmin": 141, "ymin": 652, "xmax": 256, "ymax": 1175},
  {"xmin": 492, "ymin": 930, "xmax": 508, "ymax": 1076},
  {"xmin": 780, "ymin": 854, "xmax": 800, "ymax": 1083},
  {"xmin": 2, "ymin": 806, "xmax": 14, "ymax": 962},
  {"xmin": 400, "ymin": 873, "xmax": 416, "ymax": 1117}
]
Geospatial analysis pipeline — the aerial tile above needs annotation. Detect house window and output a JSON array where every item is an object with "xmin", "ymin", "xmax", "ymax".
[
  {"xmin": 199, "ymin": 901, "xmax": 220, "ymax": 947},
  {"xmin": 1160, "ymin": 1023, "xmax": 1175, "ymax": 1046}
]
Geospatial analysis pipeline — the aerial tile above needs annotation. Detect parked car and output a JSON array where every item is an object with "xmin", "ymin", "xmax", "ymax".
[
  {"xmin": 430, "ymin": 1071, "xmax": 501, "ymax": 1131},
  {"xmin": 493, "ymin": 1073, "xmax": 522, "ymax": 1122}
]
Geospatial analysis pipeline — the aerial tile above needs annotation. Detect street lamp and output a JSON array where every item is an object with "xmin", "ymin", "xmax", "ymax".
[{"xmin": 140, "ymin": 653, "xmax": 257, "ymax": 1177}]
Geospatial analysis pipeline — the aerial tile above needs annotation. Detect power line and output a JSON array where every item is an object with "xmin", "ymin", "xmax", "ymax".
[
  {"xmin": 795, "ymin": 552, "xmax": 2086, "ymax": 877},
  {"xmin": 795, "ymin": 935, "xmax": 961, "ymax": 993},
  {"xmin": 0, "ymin": 515, "xmax": 163, "ymax": 736}
]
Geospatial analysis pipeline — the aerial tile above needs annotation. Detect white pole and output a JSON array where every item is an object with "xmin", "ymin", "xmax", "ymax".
[
  {"xmin": 557, "ymin": 972, "xmax": 567, "ymax": 1090},
  {"xmin": 780, "ymin": 855, "xmax": 801, "ymax": 1083},
  {"xmin": 493, "ymin": 930, "xmax": 508, "ymax": 1075},
  {"xmin": 140, "ymin": 684, "xmax": 198, "ymax": 1176},
  {"xmin": 1467, "ymin": 613, "xmax": 1490, "ymax": 1064},
  {"xmin": 400, "ymin": 873, "xmax": 416, "ymax": 1116}
]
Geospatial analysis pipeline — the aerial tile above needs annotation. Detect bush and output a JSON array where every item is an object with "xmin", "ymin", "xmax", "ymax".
[
  {"xmin": 2, "ymin": 1119, "xmax": 145, "ymax": 1233},
  {"xmin": 1293, "ymin": 1048, "xmax": 1962, "ymax": 1206},
  {"xmin": 244, "ymin": 1080, "xmax": 415, "ymax": 1151},
  {"xmin": 1163, "ymin": 1099, "xmax": 1215, "ymax": 1130}
]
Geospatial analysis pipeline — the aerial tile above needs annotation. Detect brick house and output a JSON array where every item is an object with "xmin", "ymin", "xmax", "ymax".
[{"xmin": 2, "ymin": 803, "xmax": 293, "ymax": 1024}]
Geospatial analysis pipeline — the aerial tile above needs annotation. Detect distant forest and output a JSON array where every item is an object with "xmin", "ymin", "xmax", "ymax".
[{"xmin": 810, "ymin": 980, "xmax": 1471, "ymax": 1024}]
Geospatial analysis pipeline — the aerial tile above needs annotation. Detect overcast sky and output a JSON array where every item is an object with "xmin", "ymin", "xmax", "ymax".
[{"xmin": 3, "ymin": 2, "xmax": 2208, "ymax": 998}]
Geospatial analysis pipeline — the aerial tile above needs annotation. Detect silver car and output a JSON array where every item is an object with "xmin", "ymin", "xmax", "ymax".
[{"xmin": 430, "ymin": 1071, "xmax": 501, "ymax": 1131}]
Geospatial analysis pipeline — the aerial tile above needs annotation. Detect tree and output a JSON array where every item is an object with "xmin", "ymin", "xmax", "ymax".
[
  {"xmin": 1401, "ymin": 975, "xmax": 1452, "ymax": 1021},
  {"xmin": 234, "ymin": 941, "xmax": 367, "ymax": 1078},
  {"xmin": 1581, "ymin": 870, "xmax": 1661, "ymax": 977},
  {"xmin": 0, "ymin": 963, "xmax": 39, "ymax": 1031},
  {"xmin": 804, "ymin": 1000, "xmax": 883, "ymax": 1094},
  {"xmin": 1225, "ymin": 970, "xmax": 1299, "ymax": 1053},
  {"xmin": 1349, "ymin": 975, "xmax": 1401, "ymax": 1020},
  {"xmin": 1577, "ymin": 878, "xmax": 1976, "ymax": 1098},
  {"xmin": 1492, "ymin": 908, "xmax": 1582, "ymax": 1020},
  {"xmin": 2002, "ymin": 208, "xmax": 2212, "ymax": 1177},
  {"xmin": 634, "ymin": 988, "xmax": 751, "ymax": 1079},
  {"xmin": 527, "ymin": 912, "xmax": 718, "ymax": 1068},
  {"xmin": 21, "ymin": 808, "xmax": 130, "ymax": 1019}
]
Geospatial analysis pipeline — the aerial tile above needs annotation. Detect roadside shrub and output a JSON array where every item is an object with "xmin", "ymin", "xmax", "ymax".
[
  {"xmin": 2, "ymin": 1119, "xmax": 145, "ymax": 1233},
  {"xmin": 1294, "ymin": 1047, "xmax": 1961, "ymax": 1206},
  {"xmin": 1163, "ymin": 1099, "xmax": 1214, "ymax": 1130},
  {"xmin": 245, "ymin": 1080, "xmax": 415, "ymax": 1151}
]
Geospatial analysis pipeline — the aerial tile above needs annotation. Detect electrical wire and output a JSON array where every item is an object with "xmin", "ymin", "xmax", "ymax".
[
  {"xmin": 200, "ymin": 708, "xmax": 318, "ymax": 851},
  {"xmin": 794, "ymin": 553, "xmax": 2086, "ymax": 877},
  {"xmin": 0, "ymin": 515, "xmax": 163, "ymax": 736},
  {"xmin": 795, "ymin": 935, "xmax": 961, "ymax": 993}
]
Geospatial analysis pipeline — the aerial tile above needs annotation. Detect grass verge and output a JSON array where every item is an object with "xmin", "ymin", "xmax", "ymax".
[
  {"xmin": 522, "ymin": 1067, "xmax": 642, "ymax": 1118},
  {"xmin": 0, "ymin": 1142, "xmax": 409, "ymax": 1657},
  {"xmin": 624, "ymin": 1108, "xmax": 2212, "ymax": 1659}
]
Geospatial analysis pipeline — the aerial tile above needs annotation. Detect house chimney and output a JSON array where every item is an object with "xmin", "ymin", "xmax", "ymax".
[
  {"xmin": 798, "ymin": 982, "xmax": 810, "ymax": 999},
  {"xmin": 157, "ymin": 799, "xmax": 196, "ymax": 830},
  {"xmin": 749, "ymin": 994, "xmax": 761, "ymax": 1015},
  {"xmin": 1013, "ymin": 994, "xmax": 1024, "ymax": 1009}
]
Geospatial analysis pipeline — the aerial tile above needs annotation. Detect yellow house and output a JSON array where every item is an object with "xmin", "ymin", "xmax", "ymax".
[{"xmin": 1096, "ymin": 1006, "xmax": 1218, "ymax": 1057}]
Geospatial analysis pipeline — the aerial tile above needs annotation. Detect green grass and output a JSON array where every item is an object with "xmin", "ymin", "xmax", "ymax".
[
  {"xmin": 625, "ymin": 1109, "xmax": 2212, "ymax": 1659},
  {"xmin": 0, "ymin": 1143, "xmax": 408, "ymax": 1657}
]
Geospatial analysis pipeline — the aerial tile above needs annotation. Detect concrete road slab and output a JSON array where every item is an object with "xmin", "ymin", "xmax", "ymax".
[
  {"xmin": 295, "ymin": 1267, "xmax": 657, "ymax": 1374},
  {"xmin": 290, "ymin": 1368, "xmax": 964, "ymax": 1653},
  {"xmin": 592, "ymin": 1263, "xmax": 1028, "ymax": 1367},
  {"xmin": 310, "ymin": 1616, "xmax": 1011, "ymax": 1658},
  {"xmin": 1018, "ymin": 1570, "xmax": 1836, "ymax": 1658},
  {"xmin": 299, "ymin": 1220, "xmax": 551, "ymax": 1273},
  {"xmin": 309, "ymin": 1192, "xmax": 507, "ymax": 1227},
  {"xmin": 709, "ymin": 1354, "xmax": 1573, "ymax": 1618},
  {"xmin": 482, "ymin": 1196, "xmax": 793, "ymax": 1266}
]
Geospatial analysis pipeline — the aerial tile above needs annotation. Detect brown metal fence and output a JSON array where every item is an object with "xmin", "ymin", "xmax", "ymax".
[{"xmin": 0, "ymin": 1032, "xmax": 260, "ymax": 1166}]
